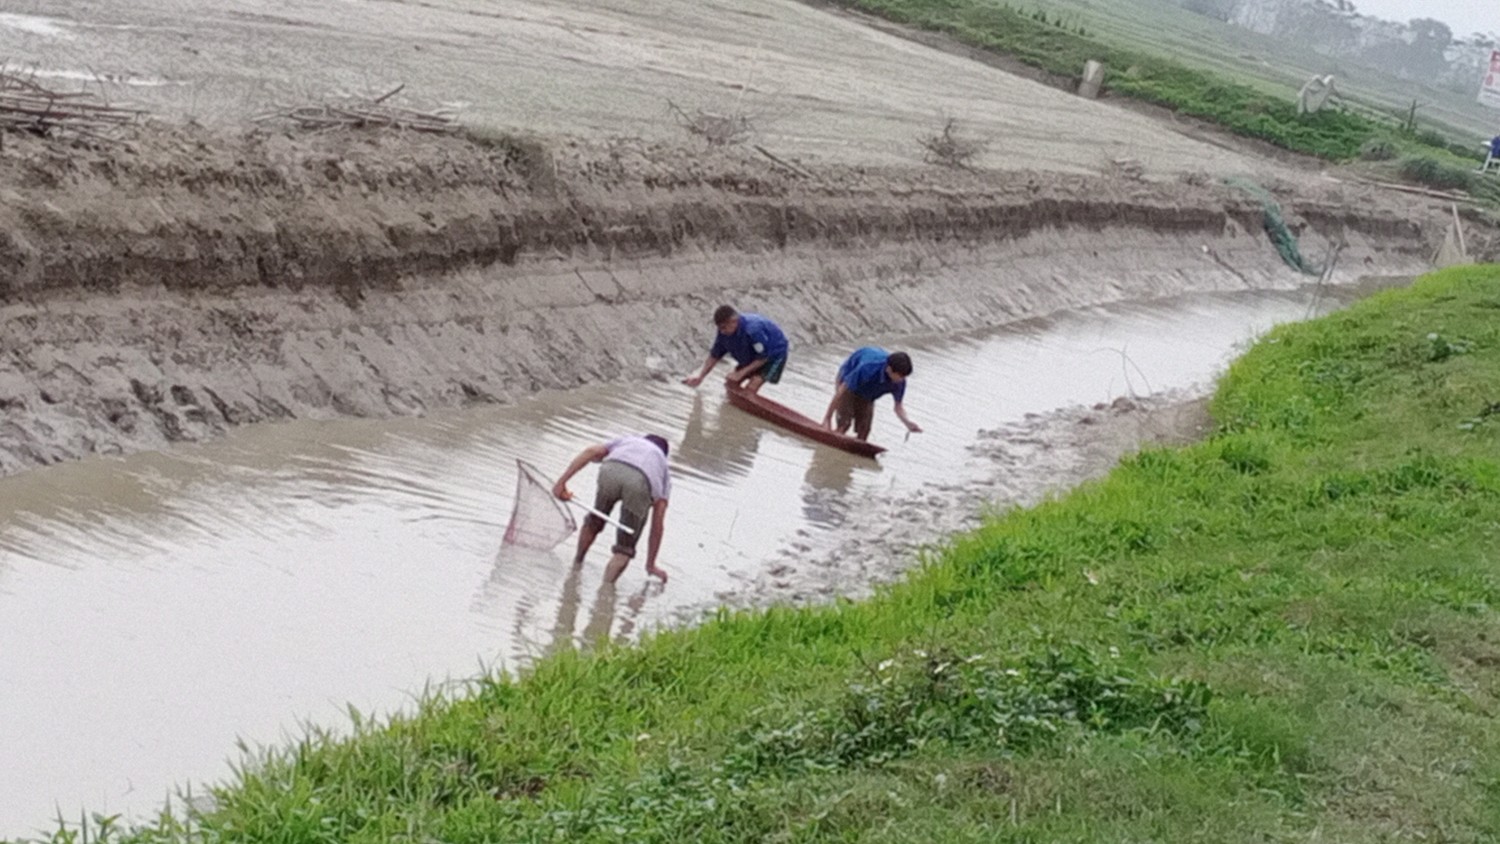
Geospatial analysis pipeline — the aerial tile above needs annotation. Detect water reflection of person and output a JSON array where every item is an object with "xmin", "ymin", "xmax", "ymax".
[
  {"xmin": 471, "ymin": 544, "xmax": 559, "ymax": 659},
  {"xmin": 800, "ymin": 446, "xmax": 875, "ymax": 527},
  {"xmin": 674, "ymin": 393, "xmax": 762, "ymax": 483},
  {"xmin": 479, "ymin": 538, "xmax": 654, "ymax": 662},
  {"xmin": 543, "ymin": 563, "xmax": 587, "ymax": 659},
  {"xmin": 546, "ymin": 569, "xmax": 652, "ymax": 656},
  {"xmin": 610, "ymin": 583, "xmax": 651, "ymax": 642}
]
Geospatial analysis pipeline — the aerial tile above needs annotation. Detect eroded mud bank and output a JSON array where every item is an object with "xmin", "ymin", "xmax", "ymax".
[{"xmin": 0, "ymin": 128, "xmax": 1439, "ymax": 474}]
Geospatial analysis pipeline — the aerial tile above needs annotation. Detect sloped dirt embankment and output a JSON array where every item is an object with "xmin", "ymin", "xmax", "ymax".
[{"xmin": 0, "ymin": 127, "xmax": 1443, "ymax": 475}]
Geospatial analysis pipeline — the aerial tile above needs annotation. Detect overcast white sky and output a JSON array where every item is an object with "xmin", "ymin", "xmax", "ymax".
[{"xmin": 1351, "ymin": 0, "xmax": 1494, "ymax": 37}]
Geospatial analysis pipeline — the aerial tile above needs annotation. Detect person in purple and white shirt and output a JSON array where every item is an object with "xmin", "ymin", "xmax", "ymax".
[{"xmin": 553, "ymin": 434, "xmax": 672, "ymax": 583}]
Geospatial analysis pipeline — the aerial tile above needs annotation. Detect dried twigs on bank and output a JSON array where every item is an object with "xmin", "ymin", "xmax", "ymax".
[
  {"xmin": 667, "ymin": 99, "xmax": 752, "ymax": 147},
  {"xmin": 253, "ymin": 85, "xmax": 460, "ymax": 134},
  {"xmin": 918, "ymin": 118, "xmax": 986, "ymax": 169},
  {"xmin": 0, "ymin": 66, "xmax": 145, "ymax": 141}
]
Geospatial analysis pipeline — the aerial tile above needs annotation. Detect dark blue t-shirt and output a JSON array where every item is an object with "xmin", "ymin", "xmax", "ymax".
[
  {"xmin": 838, "ymin": 347, "xmax": 906, "ymax": 403},
  {"xmin": 709, "ymin": 313, "xmax": 789, "ymax": 365}
]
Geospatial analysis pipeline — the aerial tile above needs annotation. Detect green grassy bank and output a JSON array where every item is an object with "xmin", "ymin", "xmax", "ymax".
[
  {"xmin": 28, "ymin": 266, "xmax": 1500, "ymax": 843},
  {"xmin": 826, "ymin": 0, "xmax": 1480, "ymax": 172}
]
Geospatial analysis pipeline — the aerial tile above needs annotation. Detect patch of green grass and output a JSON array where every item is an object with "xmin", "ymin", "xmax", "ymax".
[
  {"xmin": 1358, "ymin": 137, "xmax": 1399, "ymax": 161},
  {"xmin": 1047, "ymin": 0, "xmax": 1495, "ymax": 142},
  {"xmin": 1399, "ymin": 154, "xmax": 1478, "ymax": 192},
  {"xmin": 19, "ymin": 267, "xmax": 1500, "ymax": 843}
]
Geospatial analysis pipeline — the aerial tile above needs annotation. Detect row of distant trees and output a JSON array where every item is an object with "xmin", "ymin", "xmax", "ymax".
[{"xmin": 1182, "ymin": 0, "xmax": 1360, "ymax": 21}]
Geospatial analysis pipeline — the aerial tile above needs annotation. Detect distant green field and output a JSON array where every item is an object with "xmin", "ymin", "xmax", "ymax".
[
  {"xmin": 832, "ymin": 0, "xmax": 1482, "ymax": 165},
  {"xmin": 992, "ymin": 0, "xmax": 1497, "ymax": 145}
]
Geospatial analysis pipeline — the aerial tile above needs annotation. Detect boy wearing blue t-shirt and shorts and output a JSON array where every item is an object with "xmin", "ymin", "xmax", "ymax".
[
  {"xmin": 821, "ymin": 347, "xmax": 923, "ymax": 442},
  {"xmin": 682, "ymin": 305, "xmax": 790, "ymax": 395}
]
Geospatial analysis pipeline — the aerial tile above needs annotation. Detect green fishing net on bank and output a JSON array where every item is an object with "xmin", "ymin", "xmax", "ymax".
[{"xmin": 1226, "ymin": 177, "xmax": 1323, "ymax": 276}]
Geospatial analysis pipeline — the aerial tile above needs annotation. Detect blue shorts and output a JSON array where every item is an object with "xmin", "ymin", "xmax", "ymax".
[{"xmin": 757, "ymin": 354, "xmax": 787, "ymax": 384}]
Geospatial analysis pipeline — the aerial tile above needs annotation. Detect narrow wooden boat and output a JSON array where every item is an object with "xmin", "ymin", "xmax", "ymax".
[{"xmin": 724, "ymin": 384, "xmax": 886, "ymax": 458}]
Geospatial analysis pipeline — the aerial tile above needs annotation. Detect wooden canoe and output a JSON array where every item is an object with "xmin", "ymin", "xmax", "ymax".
[{"xmin": 724, "ymin": 384, "xmax": 886, "ymax": 458}]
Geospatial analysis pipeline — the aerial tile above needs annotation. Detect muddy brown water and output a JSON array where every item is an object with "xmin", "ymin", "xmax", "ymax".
[{"xmin": 0, "ymin": 282, "xmax": 1394, "ymax": 837}]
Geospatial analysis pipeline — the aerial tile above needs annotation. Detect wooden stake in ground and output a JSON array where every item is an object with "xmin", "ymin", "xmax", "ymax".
[
  {"xmin": 1453, "ymin": 203, "xmax": 1468, "ymax": 260},
  {"xmin": 1433, "ymin": 203, "xmax": 1471, "ymax": 268}
]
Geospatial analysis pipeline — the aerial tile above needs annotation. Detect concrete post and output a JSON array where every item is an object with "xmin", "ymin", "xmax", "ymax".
[{"xmin": 1078, "ymin": 60, "xmax": 1105, "ymax": 99}]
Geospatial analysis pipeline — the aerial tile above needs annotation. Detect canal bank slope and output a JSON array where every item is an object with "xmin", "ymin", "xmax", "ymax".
[{"xmin": 0, "ymin": 127, "xmax": 1444, "ymax": 475}]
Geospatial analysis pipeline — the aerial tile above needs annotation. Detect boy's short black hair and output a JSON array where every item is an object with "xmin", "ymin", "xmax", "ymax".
[
  {"xmin": 713, "ymin": 305, "xmax": 738, "ymax": 326},
  {"xmin": 887, "ymin": 351, "xmax": 913, "ymax": 377},
  {"xmin": 644, "ymin": 434, "xmax": 670, "ymax": 457}
]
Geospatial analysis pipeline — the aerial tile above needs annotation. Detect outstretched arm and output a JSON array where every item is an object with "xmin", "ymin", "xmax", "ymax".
[
  {"xmin": 645, "ymin": 499, "xmax": 669, "ymax": 582},
  {"xmin": 822, "ymin": 382, "xmax": 849, "ymax": 429},
  {"xmin": 893, "ymin": 401, "xmax": 922, "ymax": 433},
  {"xmin": 552, "ymin": 444, "xmax": 609, "ymax": 500},
  {"xmin": 682, "ymin": 355, "xmax": 724, "ymax": 387}
]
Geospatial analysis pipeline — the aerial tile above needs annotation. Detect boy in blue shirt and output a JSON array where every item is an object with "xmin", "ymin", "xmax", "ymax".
[
  {"xmin": 682, "ymin": 305, "xmax": 790, "ymax": 395},
  {"xmin": 821, "ymin": 347, "xmax": 922, "ymax": 442}
]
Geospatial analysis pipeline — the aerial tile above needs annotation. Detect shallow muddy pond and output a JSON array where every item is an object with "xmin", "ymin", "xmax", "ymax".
[{"xmin": 0, "ymin": 280, "xmax": 1395, "ymax": 837}]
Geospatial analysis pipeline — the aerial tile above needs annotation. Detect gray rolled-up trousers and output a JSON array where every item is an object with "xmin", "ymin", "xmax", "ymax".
[{"xmin": 592, "ymin": 460, "xmax": 651, "ymax": 556}]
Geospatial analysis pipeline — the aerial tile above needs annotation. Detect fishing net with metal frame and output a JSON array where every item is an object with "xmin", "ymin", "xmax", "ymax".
[{"xmin": 502, "ymin": 459, "xmax": 577, "ymax": 550}]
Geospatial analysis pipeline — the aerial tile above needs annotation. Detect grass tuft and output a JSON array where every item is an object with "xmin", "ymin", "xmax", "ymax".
[{"xmin": 1398, "ymin": 154, "xmax": 1477, "ymax": 192}]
